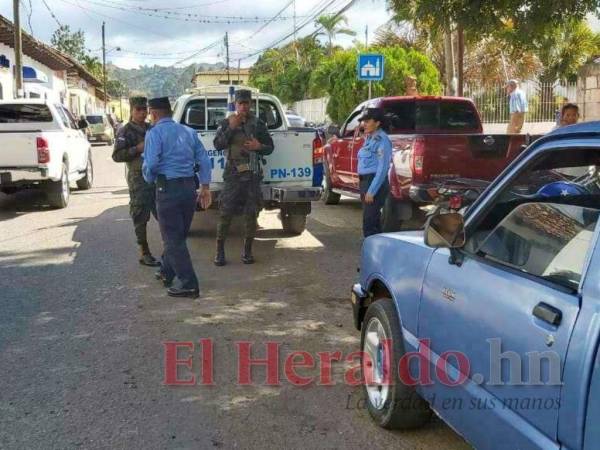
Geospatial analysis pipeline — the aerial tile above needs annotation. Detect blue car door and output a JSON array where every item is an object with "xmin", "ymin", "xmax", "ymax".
[{"xmin": 417, "ymin": 201, "xmax": 599, "ymax": 450}]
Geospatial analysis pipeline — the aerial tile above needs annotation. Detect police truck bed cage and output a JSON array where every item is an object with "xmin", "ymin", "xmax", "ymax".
[{"xmin": 186, "ymin": 85, "xmax": 261, "ymax": 96}]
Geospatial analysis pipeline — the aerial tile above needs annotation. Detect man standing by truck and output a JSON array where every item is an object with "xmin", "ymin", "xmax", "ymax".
[
  {"xmin": 112, "ymin": 97, "xmax": 161, "ymax": 267},
  {"xmin": 213, "ymin": 89, "xmax": 274, "ymax": 266},
  {"xmin": 506, "ymin": 79, "xmax": 528, "ymax": 134}
]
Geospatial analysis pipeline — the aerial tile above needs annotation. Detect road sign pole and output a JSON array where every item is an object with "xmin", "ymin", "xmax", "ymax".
[{"xmin": 368, "ymin": 80, "xmax": 372, "ymax": 100}]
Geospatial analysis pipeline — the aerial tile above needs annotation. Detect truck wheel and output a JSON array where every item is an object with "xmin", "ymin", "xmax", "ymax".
[
  {"xmin": 322, "ymin": 164, "xmax": 341, "ymax": 205},
  {"xmin": 76, "ymin": 152, "xmax": 94, "ymax": 190},
  {"xmin": 46, "ymin": 162, "xmax": 70, "ymax": 209},
  {"xmin": 281, "ymin": 213, "xmax": 307, "ymax": 235},
  {"xmin": 361, "ymin": 300, "xmax": 432, "ymax": 429}
]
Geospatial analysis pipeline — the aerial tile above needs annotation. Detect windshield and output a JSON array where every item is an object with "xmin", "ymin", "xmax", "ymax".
[
  {"xmin": 0, "ymin": 104, "xmax": 53, "ymax": 123},
  {"xmin": 86, "ymin": 116, "xmax": 104, "ymax": 124}
]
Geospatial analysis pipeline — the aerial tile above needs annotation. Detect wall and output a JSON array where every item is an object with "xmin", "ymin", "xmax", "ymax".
[
  {"xmin": 577, "ymin": 61, "xmax": 600, "ymax": 122},
  {"xmin": 193, "ymin": 72, "xmax": 250, "ymax": 87},
  {"xmin": 0, "ymin": 43, "xmax": 67, "ymax": 104},
  {"xmin": 291, "ymin": 97, "xmax": 330, "ymax": 124}
]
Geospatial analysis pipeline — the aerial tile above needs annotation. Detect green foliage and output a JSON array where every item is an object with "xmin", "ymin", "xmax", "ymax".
[
  {"xmin": 249, "ymin": 37, "xmax": 325, "ymax": 104},
  {"xmin": 315, "ymin": 14, "xmax": 356, "ymax": 53},
  {"xmin": 311, "ymin": 46, "xmax": 442, "ymax": 123},
  {"xmin": 51, "ymin": 25, "xmax": 87, "ymax": 61}
]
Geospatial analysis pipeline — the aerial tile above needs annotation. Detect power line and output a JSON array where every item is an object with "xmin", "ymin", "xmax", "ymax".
[
  {"xmin": 247, "ymin": 0, "xmax": 295, "ymax": 39},
  {"xmin": 41, "ymin": 0, "xmax": 62, "ymax": 27},
  {"xmin": 94, "ymin": 0, "xmax": 233, "ymax": 11}
]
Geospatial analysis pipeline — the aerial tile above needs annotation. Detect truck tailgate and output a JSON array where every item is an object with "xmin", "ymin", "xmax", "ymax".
[
  {"xmin": 199, "ymin": 129, "xmax": 315, "ymax": 186},
  {"xmin": 419, "ymin": 133, "xmax": 538, "ymax": 182},
  {"xmin": 0, "ymin": 131, "xmax": 39, "ymax": 167}
]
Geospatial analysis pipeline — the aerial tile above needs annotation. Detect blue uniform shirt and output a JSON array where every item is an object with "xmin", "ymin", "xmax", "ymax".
[
  {"xmin": 357, "ymin": 128, "xmax": 393, "ymax": 196},
  {"xmin": 509, "ymin": 89, "xmax": 528, "ymax": 113},
  {"xmin": 142, "ymin": 117, "xmax": 211, "ymax": 185}
]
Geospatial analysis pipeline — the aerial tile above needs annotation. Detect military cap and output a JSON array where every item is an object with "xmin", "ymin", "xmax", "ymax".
[
  {"xmin": 129, "ymin": 96, "xmax": 147, "ymax": 108},
  {"xmin": 359, "ymin": 107, "xmax": 385, "ymax": 123},
  {"xmin": 235, "ymin": 89, "xmax": 252, "ymax": 102},
  {"xmin": 148, "ymin": 97, "xmax": 171, "ymax": 110}
]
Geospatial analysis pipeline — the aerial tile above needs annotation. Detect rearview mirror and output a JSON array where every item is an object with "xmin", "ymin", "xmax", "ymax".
[{"xmin": 425, "ymin": 213, "xmax": 466, "ymax": 248}]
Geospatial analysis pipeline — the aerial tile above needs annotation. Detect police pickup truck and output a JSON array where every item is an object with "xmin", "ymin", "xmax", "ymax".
[{"xmin": 172, "ymin": 86, "xmax": 322, "ymax": 235}]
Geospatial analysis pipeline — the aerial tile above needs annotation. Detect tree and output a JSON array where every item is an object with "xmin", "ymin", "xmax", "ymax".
[
  {"xmin": 310, "ymin": 46, "xmax": 442, "ymax": 123},
  {"xmin": 315, "ymin": 14, "xmax": 356, "ymax": 54},
  {"xmin": 51, "ymin": 25, "xmax": 87, "ymax": 61}
]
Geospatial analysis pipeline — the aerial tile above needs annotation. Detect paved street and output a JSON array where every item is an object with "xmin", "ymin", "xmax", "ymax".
[{"xmin": 0, "ymin": 145, "xmax": 469, "ymax": 449}]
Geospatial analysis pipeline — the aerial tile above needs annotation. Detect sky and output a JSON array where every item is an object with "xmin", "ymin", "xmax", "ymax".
[{"xmin": 0, "ymin": 0, "xmax": 392, "ymax": 69}]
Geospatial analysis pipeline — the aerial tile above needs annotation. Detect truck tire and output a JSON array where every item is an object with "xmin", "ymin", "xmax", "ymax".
[
  {"xmin": 76, "ymin": 152, "xmax": 94, "ymax": 190},
  {"xmin": 281, "ymin": 213, "xmax": 307, "ymax": 235},
  {"xmin": 361, "ymin": 299, "xmax": 432, "ymax": 429},
  {"xmin": 382, "ymin": 198, "xmax": 426, "ymax": 232},
  {"xmin": 46, "ymin": 161, "xmax": 70, "ymax": 209},
  {"xmin": 321, "ymin": 164, "xmax": 341, "ymax": 205}
]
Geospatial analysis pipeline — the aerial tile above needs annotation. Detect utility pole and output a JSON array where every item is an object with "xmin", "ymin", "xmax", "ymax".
[
  {"xmin": 366, "ymin": 25, "xmax": 371, "ymax": 99},
  {"xmin": 102, "ymin": 22, "xmax": 107, "ymax": 112},
  {"xmin": 13, "ymin": 0, "xmax": 23, "ymax": 97},
  {"xmin": 237, "ymin": 59, "xmax": 241, "ymax": 84},
  {"xmin": 224, "ymin": 32, "xmax": 230, "ymax": 83}
]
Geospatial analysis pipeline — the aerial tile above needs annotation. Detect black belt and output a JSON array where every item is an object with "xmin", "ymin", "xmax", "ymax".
[
  {"xmin": 162, "ymin": 176, "xmax": 195, "ymax": 185},
  {"xmin": 358, "ymin": 174, "xmax": 375, "ymax": 181}
]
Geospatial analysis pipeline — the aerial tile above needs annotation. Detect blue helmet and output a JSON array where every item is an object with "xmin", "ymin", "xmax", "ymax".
[{"xmin": 535, "ymin": 181, "xmax": 590, "ymax": 198}]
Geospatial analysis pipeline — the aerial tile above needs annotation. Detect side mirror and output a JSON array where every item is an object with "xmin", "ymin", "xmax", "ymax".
[
  {"xmin": 327, "ymin": 124, "xmax": 341, "ymax": 138},
  {"xmin": 424, "ymin": 213, "xmax": 466, "ymax": 248}
]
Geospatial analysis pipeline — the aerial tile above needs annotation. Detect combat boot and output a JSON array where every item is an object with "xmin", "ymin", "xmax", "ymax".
[
  {"xmin": 214, "ymin": 239, "xmax": 226, "ymax": 266},
  {"xmin": 139, "ymin": 243, "xmax": 161, "ymax": 267},
  {"xmin": 241, "ymin": 238, "xmax": 255, "ymax": 264}
]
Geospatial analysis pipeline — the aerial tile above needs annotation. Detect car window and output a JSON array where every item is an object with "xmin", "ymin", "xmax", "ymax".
[
  {"xmin": 343, "ymin": 111, "xmax": 362, "ymax": 137},
  {"xmin": 54, "ymin": 106, "xmax": 71, "ymax": 128},
  {"xmin": 465, "ymin": 147, "xmax": 600, "ymax": 289},
  {"xmin": 86, "ymin": 115, "xmax": 104, "ymax": 124},
  {"xmin": 0, "ymin": 104, "xmax": 53, "ymax": 123},
  {"xmin": 383, "ymin": 101, "xmax": 415, "ymax": 133},
  {"xmin": 252, "ymin": 101, "xmax": 283, "ymax": 130},
  {"xmin": 62, "ymin": 107, "xmax": 78, "ymax": 129},
  {"xmin": 403, "ymin": 101, "xmax": 480, "ymax": 132},
  {"xmin": 476, "ymin": 203, "xmax": 599, "ymax": 289},
  {"xmin": 440, "ymin": 102, "xmax": 480, "ymax": 130}
]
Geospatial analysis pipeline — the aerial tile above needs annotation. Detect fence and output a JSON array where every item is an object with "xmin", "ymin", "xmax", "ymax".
[
  {"xmin": 290, "ymin": 97, "xmax": 329, "ymax": 125},
  {"xmin": 464, "ymin": 81, "xmax": 577, "ymax": 124}
]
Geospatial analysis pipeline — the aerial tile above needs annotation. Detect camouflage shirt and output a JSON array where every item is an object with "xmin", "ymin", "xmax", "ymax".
[{"xmin": 112, "ymin": 121, "xmax": 152, "ymax": 174}]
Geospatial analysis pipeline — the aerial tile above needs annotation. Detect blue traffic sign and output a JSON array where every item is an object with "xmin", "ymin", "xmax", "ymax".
[{"xmin": 357, "ymin": 54, "xmax": 384, "ymax": 81}]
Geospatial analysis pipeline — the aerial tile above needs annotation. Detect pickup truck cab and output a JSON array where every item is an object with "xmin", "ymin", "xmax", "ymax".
[
  {"xmin": 0, "ymin": 100, "xmax": 93, "ymax": 208},
  {"xmin": 351, "ymin": 122, "xmax": 600, "ymax": 449},
  {"xmin": 323, "ymin": 96, "xmax": 539, "ymax": 230},
  {"xmin": 172, "ymin": 86, "xmax": 322, "ymax": 234}
]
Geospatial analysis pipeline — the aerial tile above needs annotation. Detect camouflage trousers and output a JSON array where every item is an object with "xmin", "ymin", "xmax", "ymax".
[
  {"xmin": 216, "ymin": 213, "xmax": 258, "ymax": 240},
  {"xmin": 216, "ymin": 171, "xmax": 261, "ymax": 240},
  {"xmin": 128, "ymin": 172, "xmax": 157, "ymax": 247}
]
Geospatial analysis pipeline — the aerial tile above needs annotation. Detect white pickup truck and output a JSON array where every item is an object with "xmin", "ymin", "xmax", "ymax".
[
  {"xmin": 0, "ymin": 100, "xmax": 93, "ymax": 208},
  {"xmin": 172, "ymin": 86, "xmax": 322, "ymax": 235}
]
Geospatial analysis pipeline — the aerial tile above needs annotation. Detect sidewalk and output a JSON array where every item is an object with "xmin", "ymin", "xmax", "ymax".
[{"xmin": 483, "ymin": 121, "xmax": 555, "ymax": 135}]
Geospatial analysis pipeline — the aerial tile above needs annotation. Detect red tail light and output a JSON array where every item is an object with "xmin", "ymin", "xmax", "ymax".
[
  {"xmin": 37, "ymin": 137, "xmax": 50, "ymax": 164},
  {"xmin": 449, "ymin": 195, "xmax": 463, "ymax": 210},
  {"xmin": 411, "ymin": 137, "xmax": 425, "ymax": 176},
  {"xmin": 312, "ymin": 135, "xmax": 324, "ymax": 165}
]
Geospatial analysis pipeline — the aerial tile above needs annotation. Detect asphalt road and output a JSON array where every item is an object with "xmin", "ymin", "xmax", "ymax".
[{"xmin": 0, "ymin": 144, "xmax": 470, "ymax": 450}]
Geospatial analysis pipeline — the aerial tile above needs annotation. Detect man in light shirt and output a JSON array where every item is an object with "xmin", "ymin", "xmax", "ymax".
[{"xmin": 506, "ymin": 79, "xmax": 528, "ymax": 134}]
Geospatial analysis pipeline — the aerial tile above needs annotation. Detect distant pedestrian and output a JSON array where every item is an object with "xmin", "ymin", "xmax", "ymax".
[
  {"xmin": 506, "ymin": 79, "xmax": 528, "ymax": 134},
  {"xmin": 143, "ymin": 97, "xmax": 212, "ymax": 299},
  {"xmin": 356, "ymin": 108, "xmax": 392, "ymax": 237},
  {"xmin": 554, "ymin": 103, "xmax": 580, "ymax": 129},
  {"xmin": 112, "ymin": 97, "xmax": 161, "ymax": 267},
  {"xmin": 212, "ymin": 89, "xmax": 274, "ymax": 266}
]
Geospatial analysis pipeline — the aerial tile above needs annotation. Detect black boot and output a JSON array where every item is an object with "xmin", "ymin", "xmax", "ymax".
[
  {"xmin": 214, "ymin": 239, "xmax": 226, "ymax": 266},
  {"xmin": 241, "ymin": 238, "xmax": 255, "ymax": 264},
  {"xmin": 139, "ymin": 243, "xmax": 161, "ymax": 267}
]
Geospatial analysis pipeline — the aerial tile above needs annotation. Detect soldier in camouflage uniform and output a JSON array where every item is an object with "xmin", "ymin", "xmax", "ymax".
[
  {"xmin": 213, "ymin": 89, "xmax": 274, "ymax": 266},
  {"xmin": 112, "ymin": 97, "xmax": 161, "ymax": 267}
]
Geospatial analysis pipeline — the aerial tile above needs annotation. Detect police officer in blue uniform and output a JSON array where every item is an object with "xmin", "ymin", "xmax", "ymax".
[
  {"xmin": 142, "ymin": 97, "xmax": 212, "ymax": 299},
  {"xmin": 356, "ymin": 108, "xmax": 393, "ymax": 237}
]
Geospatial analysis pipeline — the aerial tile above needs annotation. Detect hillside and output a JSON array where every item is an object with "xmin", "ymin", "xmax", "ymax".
[{"xmin": 108, "ymin": 62, "xmax": 225, "ymax": 99}]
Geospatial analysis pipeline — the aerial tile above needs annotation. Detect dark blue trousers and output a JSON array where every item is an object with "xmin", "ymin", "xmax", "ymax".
[
  {"xmin": 156, "ymin": 177, "xmax": 198, "ymax": 290},
  {"xmin": 359, "ymin": 174, "xmax": 389, "ymax": 238}
]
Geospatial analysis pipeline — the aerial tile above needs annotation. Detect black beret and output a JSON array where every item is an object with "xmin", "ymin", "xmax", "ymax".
[
  {"xmin": 359, "ymin": 107, "xmax": 385, "ymax": 123},
  {"xmin": 129, "ymin": 96, "xmax": 147, "ymax": 108},
  {"xmin": 148, "ymin": 97, "xmax": 171, "ymax": 110},
  {"xmin": 235, "ymin": 89, "xmax": 252, "ymax": 102}
]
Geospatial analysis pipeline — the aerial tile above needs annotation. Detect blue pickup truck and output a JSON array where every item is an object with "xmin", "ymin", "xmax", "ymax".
[{"xmin": 351, "ymin": 122, "xmax": 600, "ymax": 450}]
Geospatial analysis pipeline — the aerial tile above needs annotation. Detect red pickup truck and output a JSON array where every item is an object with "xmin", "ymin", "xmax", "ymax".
[{"xmin": 321, "ymin": 96, "xmax": 540, "ymax": 230}]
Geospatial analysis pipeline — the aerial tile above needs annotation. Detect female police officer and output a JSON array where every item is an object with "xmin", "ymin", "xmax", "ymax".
[{"xmin": 357, "ymin": 108, "xmax": 392, "ymax": 237}]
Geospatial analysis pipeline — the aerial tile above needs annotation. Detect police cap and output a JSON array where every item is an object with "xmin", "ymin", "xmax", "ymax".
[
  {"xmin": 235, "ymin": 89, "xmax": 252, "ymax": 103},
  {"xmin": 129, "ymin": 96, "xmax": 147, "ymax": 108},
  {"xmin": 148, "ymin": 97, "xmax": 171, "ymax": 110}
]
